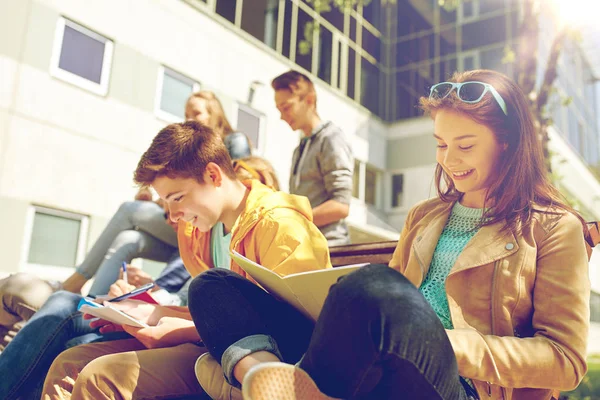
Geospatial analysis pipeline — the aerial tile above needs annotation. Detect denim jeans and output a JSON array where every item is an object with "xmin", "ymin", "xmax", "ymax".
[
  {"xmin": 75, "ymin": 201, "xmax": 179, "ymax": 295},
  {"xmin": 299, "ymin": 264, "xmax": 468, "ymax": 399},
  {"xmin": 0, "ymin": 291, "xmax": 128, "ymax": 400},
  {"xmin": 188, "ymin": 269, "xmax": 314, "ymax": 386},
  {"xmin": 189, "ymin": 265, "xmax": 468, "ymax": 399}
]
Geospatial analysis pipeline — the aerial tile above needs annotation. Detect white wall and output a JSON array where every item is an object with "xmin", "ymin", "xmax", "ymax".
[{"xmin": 0, "ymin": 0, "xmax": 382, "ymax": 273}]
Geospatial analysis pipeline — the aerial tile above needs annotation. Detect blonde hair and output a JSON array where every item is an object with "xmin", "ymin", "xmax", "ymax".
[
  {"xmin": 187, "ymin": 91, "xmax": 234, "ymax": 139},
  {"xmin": 233, "ymin": 157, "xmax": 280, "ymax": 190}
]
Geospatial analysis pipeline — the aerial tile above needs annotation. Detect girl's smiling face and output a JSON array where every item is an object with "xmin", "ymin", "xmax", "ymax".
[{"xmin": 434, "ymin": 109, "xmax": 504, "ymax": 208}]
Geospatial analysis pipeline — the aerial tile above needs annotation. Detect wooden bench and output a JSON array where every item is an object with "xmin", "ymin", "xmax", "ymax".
[
  {"xmin": 329, "ymin": 240, "xmax": 397, "ymax": 267},
  {"xmin": 329, "ymin": 221, "xmax": 600, "ymax": 267}
]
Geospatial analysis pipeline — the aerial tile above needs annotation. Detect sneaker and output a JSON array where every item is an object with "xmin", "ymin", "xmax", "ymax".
[
  {"xmin": 195, "ymin": 352, "xmax": 242, "ymax": 400},
  {"xmin": 242, "ymin": 362, "xmax": 339, "ymax": 400}
]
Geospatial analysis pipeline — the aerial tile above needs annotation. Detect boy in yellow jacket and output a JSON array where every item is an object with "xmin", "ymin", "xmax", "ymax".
[{"xmin": 41, "ymin": 121, "xmax": 330, "ymax": 400}]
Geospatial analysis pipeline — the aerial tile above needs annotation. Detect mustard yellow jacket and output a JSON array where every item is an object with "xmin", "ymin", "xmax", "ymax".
[
  {"xmin": 389, "ymin": 198, "xmax": 590, "ymax": 400},
  {"xmin": 230, "ymin": 180, "xmax": 332, "ymax": 277},
  {"xmin": 178, "ymin": 180, "xmax": 331, "ymax": 278}
]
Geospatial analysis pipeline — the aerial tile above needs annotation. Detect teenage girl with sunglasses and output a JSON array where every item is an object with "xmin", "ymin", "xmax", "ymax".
[{"xmin": 190, "ymin": 70, "xmax": 591, "ymax": 400}]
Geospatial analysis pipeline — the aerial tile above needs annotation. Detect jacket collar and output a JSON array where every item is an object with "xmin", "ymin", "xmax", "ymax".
[{"xmin": 411, "ymin": 201, "xmax": 519, "ymax": 282}]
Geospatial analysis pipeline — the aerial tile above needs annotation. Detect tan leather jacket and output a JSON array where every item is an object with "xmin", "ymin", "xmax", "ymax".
[{"xmin": 389, "ymin": 198, "xmax": 590, "ymax": 400}]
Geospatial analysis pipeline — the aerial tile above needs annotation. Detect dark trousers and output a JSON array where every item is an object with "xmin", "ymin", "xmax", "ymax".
[{"xmin": 188, "ymin": 265, "xmax": 468, "ymax": 400}]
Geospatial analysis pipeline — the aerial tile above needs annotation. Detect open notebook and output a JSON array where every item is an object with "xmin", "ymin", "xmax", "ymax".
[
  {"xmin": 77, "ymin": 298, "xmax": 149, "ymax": 328},
  {"xmin": 231, "ymin": 250, "xmax": 366, "ymax": 321}
]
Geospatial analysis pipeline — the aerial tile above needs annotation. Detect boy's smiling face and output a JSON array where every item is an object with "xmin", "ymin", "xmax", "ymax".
[{"xmin": 152, "ymin": 163, "xmax": 224, "ymax": 232}]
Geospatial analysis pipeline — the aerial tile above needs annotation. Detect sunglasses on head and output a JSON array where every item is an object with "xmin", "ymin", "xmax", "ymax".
[{"xmin": 429, "ymin": 81, "xmax": 508, "ymax": 116}]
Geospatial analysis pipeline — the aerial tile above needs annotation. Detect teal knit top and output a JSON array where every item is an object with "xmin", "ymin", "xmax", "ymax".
[{"xmin": 419, "ymin": 202, "xmax": 483, "ymax": 329}]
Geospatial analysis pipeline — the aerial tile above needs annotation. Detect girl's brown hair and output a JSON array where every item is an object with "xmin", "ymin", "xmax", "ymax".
[
  {"xmin": 187, "ymin": 91, "xmax": 234, "ymax": 139},
  {"xmin": 233, "ymin": 157, "xmax": 280, "ymax": 190},
  {"xmin": 419, "ymin": 69, "xmax": 588, "ymax": 237}
]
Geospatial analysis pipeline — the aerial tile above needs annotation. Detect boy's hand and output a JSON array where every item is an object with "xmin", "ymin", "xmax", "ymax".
[
  {"xmin": 122, "ymin": 317, "xmax": 200, "ymax": 349},
  {"xmin": 118, "ymin": 265, "xmax": 154, "ymax": 287},
  {"xmin": 83, "ymin": 314, "xmax": 125, "ymax": 334}
]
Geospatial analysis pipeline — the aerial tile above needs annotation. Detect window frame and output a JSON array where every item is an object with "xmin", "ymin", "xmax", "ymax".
[
  {"xmin": 458, "ymin": 0, "xmax": 480, "ymax": 23},
  {"xmin": 49, "ymin": 17, "xmax": 114, "ymax": 96},
  {"xmin": 352, "ymin": 160, "xmax": 382, "ymax": 208},
  {"xmin": 21, "ymin": 205, "xmax": 89, "ymax": 277},
  {"xmin": 154, "ymin": 65, "xmax": 201, "ymax": 123},
  {"xmin": 236, "ymin": 102, "xmax": 265, "ymax": 152},
  {"xmin": 458, "ymin": 50, "xmax": 480, "ymax": 71}
]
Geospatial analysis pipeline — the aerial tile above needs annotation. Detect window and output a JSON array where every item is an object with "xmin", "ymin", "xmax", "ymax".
[
  {"xmin": 216, "ymin": 0, "xmax": 237, "ymax": 24},
  {"xmin": 237, "ymin": 104, "xmax": 263, "ymax": 149},
  {"xmin": 459, "ymin": 51, "xmax": 480, "ymax": 72},
  {"xmin": 241, "ymin": 0, "xmax": 278, "ymax": 49},
  {"xmin": 391, "ymin": 173, "xmax": 404, "ymax": 208},
  {"xmin": 317, "ymin": 26, "xmax": 334, "ymax": 84},
  {"xmin": 360, "ymin": 57, "xmax": 380, "ymax": 114},
  {"xmin": 295, "ymin": 7, "xmax": 314, "ymax": 71},
  {"xmin": 155, "ymin": 66, "xmax": 200, "ymax": 122},
  {"xmin": 365, "ymin": 166, "xmax": 379, "ymax": 206},
  {"xmin": 461, "ymin": 14, "xmax": 506, "ymax": 51},
  {"xmin": 50, "ymin": 17, "xmax": 114, "ymax": 96},
  {"xmin": 25, "ymin": 206, "xmax": 89, "ymax": 269},
  {"xmin": 458, "ymin": 0, "xmax": 479, "ymax": 22}
]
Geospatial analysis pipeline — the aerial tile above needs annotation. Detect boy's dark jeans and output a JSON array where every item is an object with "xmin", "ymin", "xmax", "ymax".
[{"xmin": 188, "ymin": 265, "xmax": 468, "ymax": 399}]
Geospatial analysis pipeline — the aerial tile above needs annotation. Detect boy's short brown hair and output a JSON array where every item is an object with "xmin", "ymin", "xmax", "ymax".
[
  {"xmin": 271, "ymin": 70, "xmax": 316, "ymax": 100},
  {"xmin": 134, "ymin": 121, "xmax": 236, "ymax": 187}
]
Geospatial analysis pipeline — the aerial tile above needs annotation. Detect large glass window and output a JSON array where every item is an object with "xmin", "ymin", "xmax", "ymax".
[
  {"xmin": 241, "ymin": 0, "xmax": 278, "ymax": 49},
  {"xmin": 480, "ymin": 46, "xmax": 506, "ymax": 74},
  {"xmin": 322, "ymin": 6, "xmax": 344, "ymax": 32},
  {"xmin": 461, "ymin": 14, "xmax": 506, "ymax": 50},
  {"xmin": 362, "ymin": 1, "xmax": 382, "ymax": 31},
  {"xmin": 317, "ymin": 25, "xmax": 334, "ymax": 84},
  {"xmin": 360, "ymin": 58, "xmax": 380, "ymax": 114},
  {"xmin": 215, "ymin": 0, "xmax": 236, "ymax": 24},
  {"xmin": 439, "ymin": 25, "xmax": 458, "ymax": 57},
  {"xmin": 27, "ymin": 207, "xmax": 88, "ymax": 268},
  {"xmin": 296, "ymin": 7, "xmax": 313, "ymax": 71},
  {"xmin": 50, "ymin": 17, "xmax": 113, "ymax": 96},
  {"xmin": 397, "ymin": 2, "xmax": 432, "ymax": 38},
  {"xmin": 479, "ymin": 0, "xmax": 506, "ymax": 16},
  {"xmin": 396, "ymin": 32, "xmax": 435, "ymax": 68},
  {"xmin": 347, "ymin": 46, "xmax": 357, "ymax": 99},
  {"xmin": 362, "ymin": 27, "xmax": 381, "ymax": 61},
  {"xmin": 281, "ymin": 1, "xmax": 293, "ymax": 57}
]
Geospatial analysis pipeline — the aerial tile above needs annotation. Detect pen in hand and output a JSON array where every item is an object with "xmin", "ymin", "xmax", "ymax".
[{"xmin": 122, "ymin": 262, "xmax": 128, "ymax": 284}]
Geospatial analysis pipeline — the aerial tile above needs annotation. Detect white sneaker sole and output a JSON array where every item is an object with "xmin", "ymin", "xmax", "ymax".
[{"xmin": 242, "ymin": 362, "xmax": 338, "ymax": 400}]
